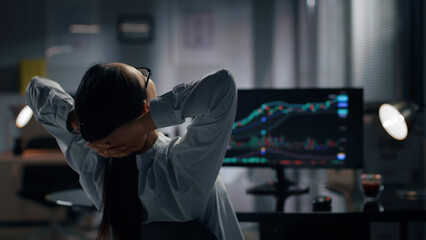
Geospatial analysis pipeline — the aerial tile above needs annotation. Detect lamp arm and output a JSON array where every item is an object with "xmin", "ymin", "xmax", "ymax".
[
  {"xmin": 411, "ymin": 102, "xmax": 425, "ymax": 136},
  {"xmin": 414, "ymin": 125, "xmax": 426, "ymax": 137}
]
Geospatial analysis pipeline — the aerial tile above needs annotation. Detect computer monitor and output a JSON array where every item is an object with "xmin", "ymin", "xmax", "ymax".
[{"xmin": 224, "ymin": 88, "xmax": 363, "ymax": 169}]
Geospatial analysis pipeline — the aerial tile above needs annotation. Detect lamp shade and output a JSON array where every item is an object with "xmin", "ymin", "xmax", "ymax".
[
  {"xmin": 16, "ymin": 105, "xmax": 33, "ymax": 128},
  {"xmin": 378, "ymin": 102, "xmax": 418, "ymax": 140}
]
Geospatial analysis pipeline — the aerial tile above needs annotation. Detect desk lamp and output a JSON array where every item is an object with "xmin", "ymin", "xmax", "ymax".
[
  {"xmin": 378, "ymin": 102, "xmax": 419, "ymax": 140},
  {"xmin": 16, "ymin": 105, "xmax": 33, "ymax": 128},
  {"xmin": 12, "ymin": 105, "xmax": 33, "ymax": 154},
  {"xmin": 378, "ymin": 102, "xmax": 425, "ymax": 200}
]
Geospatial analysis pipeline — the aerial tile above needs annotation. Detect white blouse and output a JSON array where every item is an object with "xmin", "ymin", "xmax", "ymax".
[{"xmin": 26, "ymin": 69, "xmax": 244, "ymax": 240}]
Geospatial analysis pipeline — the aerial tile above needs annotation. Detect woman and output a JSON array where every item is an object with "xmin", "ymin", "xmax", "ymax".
[{"xmin": 26, "ymin": 63, "xmax": 244, "ymax": 240}]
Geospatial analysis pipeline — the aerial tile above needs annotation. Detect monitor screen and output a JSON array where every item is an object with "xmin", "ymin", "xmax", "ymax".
[{"xmin": 224, "ymin": 89, "xmax": 363, "ymax": 168}]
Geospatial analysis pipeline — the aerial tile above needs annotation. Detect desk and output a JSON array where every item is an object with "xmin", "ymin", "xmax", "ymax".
[
  {"xmin": 233, "ymin": 184, "xmax": 426, "ymax": 240},
  {"xmin": 237, "ymin": 210, "xmax": 425, "ymax": 240},
  {"xmin": 0, "ymin": 150, "xmax": 67, "ymax": 222},
  {"xmin": 0, "ymin": 150, "xmax": 66, "ymax": 164}
]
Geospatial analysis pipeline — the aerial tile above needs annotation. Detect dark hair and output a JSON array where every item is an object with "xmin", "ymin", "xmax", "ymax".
[{"xmin": 75, "ymin": 64, "xmax": 147, "ymax": 240}]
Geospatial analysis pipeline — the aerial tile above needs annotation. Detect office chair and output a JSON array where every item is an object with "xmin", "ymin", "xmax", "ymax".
[{"xmin": 140, "ymin": 221, "xmax": 218, "ymax": 240}]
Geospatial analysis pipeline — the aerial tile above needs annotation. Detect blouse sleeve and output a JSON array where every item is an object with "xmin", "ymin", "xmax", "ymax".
[
  {"xmin": 26, "ymin": 76, "xmax": 90, "ymax": 173},
  {"xmin": 149, "ymin": 69, "xmax": 237, "ymax": 193}
]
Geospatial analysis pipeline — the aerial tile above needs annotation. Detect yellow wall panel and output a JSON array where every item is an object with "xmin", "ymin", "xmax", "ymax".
[{"xmin": 19, "ymin": 58, "xmax": 47, "ymax": 95}]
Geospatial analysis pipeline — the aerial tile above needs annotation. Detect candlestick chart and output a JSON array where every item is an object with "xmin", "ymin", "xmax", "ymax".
[{"xmin": 225, "ymin": 91, "xmax": 355, "ymax": 166}]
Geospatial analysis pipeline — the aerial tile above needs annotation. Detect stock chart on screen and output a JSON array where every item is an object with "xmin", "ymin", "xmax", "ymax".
[{"xmin": 224, "ymin": 89, "xmax": 363, "ymax": 168}]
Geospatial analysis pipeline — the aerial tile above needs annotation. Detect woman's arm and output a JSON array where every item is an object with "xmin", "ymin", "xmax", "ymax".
[
  {"xmin": 160, "ymin": 69, "xmax": 237, "ymax": 192},
  {"xmin": 26, "ymin": 76, "xmax": 89, "ymax": 173},
  {"xmin": 90, "ymin": 69, "xmax": 237, "ymax": 191}
]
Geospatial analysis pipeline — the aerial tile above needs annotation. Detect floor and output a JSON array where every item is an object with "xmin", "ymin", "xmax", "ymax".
[
  {"xmin": 0, "ymin": 226, "xmax": 259, "ymax": 240},
  {"xmin": 0, "ymin": 226, "xmax": 95, "ymax": 240},
  {"xmin": 0, "ymin": 215, "xmax": 260, "ymax": 240},
  {"xmin": 3, "ymin": 220, "xmax": 426, "ymax": 240},
  {"xmin": 0, "ymin": 210, "xmax": 98, "ymax": 240}
]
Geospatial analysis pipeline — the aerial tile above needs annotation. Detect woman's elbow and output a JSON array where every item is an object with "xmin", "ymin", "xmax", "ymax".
[
  {"xmin": 216, "ymin": 69, "xmax": 237, "ymax": 96},
  {"xmin": 26, "ymin": 77, "xmax": 38, "ymax": 110}
]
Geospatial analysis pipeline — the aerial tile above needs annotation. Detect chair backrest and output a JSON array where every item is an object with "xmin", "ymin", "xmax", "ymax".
[
  {"xmin": 140, "ymin": 221, "xmax": 218, "ymax": 240},
  {"xmin": 19, "ymin": 165, "xmax": 80, "ymax": 203}
]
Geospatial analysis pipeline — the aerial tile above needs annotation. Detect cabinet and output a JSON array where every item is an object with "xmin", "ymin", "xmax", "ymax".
[{"xmin": 0, "ymin": 150, "xmax": 67, "ymax": 222}]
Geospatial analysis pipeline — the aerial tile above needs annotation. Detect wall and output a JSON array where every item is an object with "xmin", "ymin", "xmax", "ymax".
[
  {"xmin": 273, "ymin": 0, "xmax": 296, "ymax": 88},
  {"xmin": 0, "ymin": 95, "xmax": 27, "ymax": 152},
  {"xmin": 422, "ymin": 0, "xmax": 426, "ymax": 191},
  {"xmin": 0, "ymin": 0, "xmax": 45, "ymax": 152},
  {"xmin": 0, "ymin": 0, "xmax": 45, "ymax": 92},
  {"xmin": 45, "ymin": 0, "xmax": 104, "ymax": 92},
  {"xmin": 317, "ymin": 0, "xmax": 347, "ymax": 87}
]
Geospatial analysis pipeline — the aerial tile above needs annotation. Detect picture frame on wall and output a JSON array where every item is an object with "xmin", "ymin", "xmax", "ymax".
[
  {"xmin": 118, "ymin": 15, "xmax": 154, "ymax": 43},
  {"xmin": 170, "ymin": 1, "xmax": 220, "ymax": 66}
]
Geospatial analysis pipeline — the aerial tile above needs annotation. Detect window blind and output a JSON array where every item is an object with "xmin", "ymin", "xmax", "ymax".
[{"xmin": 351, "ymin": 0, "xmax": 397, "ymax": 103}]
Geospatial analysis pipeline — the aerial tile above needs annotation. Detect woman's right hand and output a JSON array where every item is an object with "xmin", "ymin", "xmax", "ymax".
[{"xmin": 87, "ymin": 111, "xmax": 157, "ymax": 158}]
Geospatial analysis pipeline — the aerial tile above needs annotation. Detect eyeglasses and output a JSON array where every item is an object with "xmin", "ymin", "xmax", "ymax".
[{"xmin": 136, "ymin": 67, "xmax": 151, "ymax": 90}]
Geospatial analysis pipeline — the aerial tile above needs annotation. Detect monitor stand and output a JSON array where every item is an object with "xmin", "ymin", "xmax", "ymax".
[{"xmin": 246, "ymin": 165, "xmax": 309, "ymax": 212}]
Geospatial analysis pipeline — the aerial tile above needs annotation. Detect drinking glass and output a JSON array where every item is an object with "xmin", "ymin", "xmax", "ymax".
[{"xmin": 360, "ymin": 173, "xmax": 384, "ymax": 201}]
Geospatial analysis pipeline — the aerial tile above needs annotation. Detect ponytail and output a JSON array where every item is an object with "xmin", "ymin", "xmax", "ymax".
[{"xmin": 97, "ymin": 153, "xmax": 147, "ymax": 240}]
